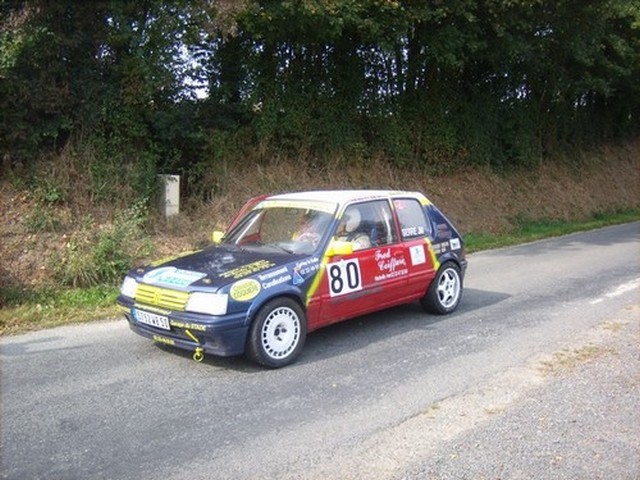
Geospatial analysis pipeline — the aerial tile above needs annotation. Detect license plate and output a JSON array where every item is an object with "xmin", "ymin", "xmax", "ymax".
[{"xmin": 134, "ymin": 309, "xmax": 170, "ymax": 330}]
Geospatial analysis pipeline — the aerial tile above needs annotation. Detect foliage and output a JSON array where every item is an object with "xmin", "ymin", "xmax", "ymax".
[
  {"xmin": 22, "ymin": 206, "xmax": 64, "ymax": 233},
  {"xmin": 50, "ymin": 200, "xmax": 153, "ymax": 288},
  {"xmin": 0, "ymin": 0, "xmax": 204, "ymax": 175},
  {"xmin": 1, "ymin": 0, "xmax": 638, "ymax": 187}
]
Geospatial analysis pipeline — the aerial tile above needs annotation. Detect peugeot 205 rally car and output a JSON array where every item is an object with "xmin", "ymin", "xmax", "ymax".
[{"xmin": 117, "ymin": 190, "xmax": 467, "ymax": 367}]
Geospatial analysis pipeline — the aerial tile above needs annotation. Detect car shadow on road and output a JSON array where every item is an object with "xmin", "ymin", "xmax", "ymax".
[
  {"xmin": 298, "ymin": 288, "xmax": 511, "ymax": 364},
  {"xmin": 455, "ymin": 288, "xmax": 512, "ymax": 313},
  {"xmin": 154, "ymin": 286, "xmax": 511, "ymax": 372}
]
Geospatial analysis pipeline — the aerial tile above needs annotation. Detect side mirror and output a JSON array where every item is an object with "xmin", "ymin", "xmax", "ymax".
[
  {"xmin": 212, "ymin": 231, "xmax": 225, "ymax": 244},
  {"xmin": 325, "ymin": 240, "xmax": 353, "ymax": 257}
]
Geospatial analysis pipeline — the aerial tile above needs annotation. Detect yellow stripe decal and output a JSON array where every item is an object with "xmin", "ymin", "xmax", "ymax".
[
  {"xmin": 305, "ymin": 258, "xmax": 328, "ymax": 306},
  {"xmin": 305, "ymin": 211, "xmax": 342, "ymax": 305},
  {"xmin": 425, "ymin": 237, "xmax": 440, "ymax": 271}
]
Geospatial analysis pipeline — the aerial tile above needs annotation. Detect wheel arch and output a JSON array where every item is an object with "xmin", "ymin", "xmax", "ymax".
[
  {"xmin": 245, "ymin": 290, "xmax": 308, "ymax": 327},
  {"xmin": 244, "ymin": 292, "xmax": 309, "ymax": 368},
  {"xmin": 421, "ymin": 259, "xmax": 463, "ymax": 315},
  {"xmin": 435, "ymin": 252, "xmax": 466, "ymax": 279}
]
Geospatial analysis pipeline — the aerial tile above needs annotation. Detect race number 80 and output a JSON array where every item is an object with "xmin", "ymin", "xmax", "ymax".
[{"xmin": 328, "ymin": 259, "xmax": 362, "ymax": 297}]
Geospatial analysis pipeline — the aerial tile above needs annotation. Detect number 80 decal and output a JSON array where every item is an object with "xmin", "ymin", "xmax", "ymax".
[{"xmin": 328, "ymin": 259, "xmax": 362, "ymax": 297}]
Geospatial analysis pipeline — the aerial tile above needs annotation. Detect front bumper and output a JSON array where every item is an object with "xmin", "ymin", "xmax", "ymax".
[{"xmin": 118, "ymin": 295, "xmax": 249, "ymax": 357}]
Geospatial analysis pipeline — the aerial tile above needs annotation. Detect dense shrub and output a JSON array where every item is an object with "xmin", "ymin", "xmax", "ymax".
[{"xmin": 51, "ymin": 201, "xmax": 152, "ymax": 287}]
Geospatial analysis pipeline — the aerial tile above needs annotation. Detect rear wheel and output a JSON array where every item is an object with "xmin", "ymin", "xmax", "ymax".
[
  {"xmin": 421, "ymin": 262, "xmax": 462, "ymax": 314},
  {"xmin": 246, "ymin": 298, "xmax": 307, "ymax": 368}
]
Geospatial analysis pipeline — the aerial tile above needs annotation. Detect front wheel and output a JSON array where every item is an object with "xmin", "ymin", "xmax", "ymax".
[
  {"xmin": 246, "ymin": 298, "xmax": 307, "ymax": 368},
  {"xmin": 421, "ymin": 262, "xmax": 462, "ymax": 314}
]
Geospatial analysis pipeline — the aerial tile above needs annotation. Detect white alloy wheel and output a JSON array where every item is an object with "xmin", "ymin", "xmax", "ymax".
[
  {"xmin": 421, "ymin": 262, "xmax": 463, "ymax": 314},
  {"xmin": 247, "ymin": 298, "xmax": 307, "ymax": 368},
  {"xmin": 261, "ymin": 306, "xmax": 301, "ymax": 360},
  {"xmin": 436, "ymin": 267, "xmax": 461, "ymax": 309}
]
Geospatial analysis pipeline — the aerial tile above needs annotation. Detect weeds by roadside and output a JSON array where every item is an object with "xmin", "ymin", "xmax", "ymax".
[
  {"xmin": 49, "ymin": 199, "xmax": 153, "ymax": 288},
  {"xmin": 1, "ymin": 210, "xmax": 637, "ymax": 335}
]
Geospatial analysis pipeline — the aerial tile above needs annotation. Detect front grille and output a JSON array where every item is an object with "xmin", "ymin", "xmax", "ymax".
[{"xmin": 135, "ymin": 284, "xmax": 189, "ymax": 311}]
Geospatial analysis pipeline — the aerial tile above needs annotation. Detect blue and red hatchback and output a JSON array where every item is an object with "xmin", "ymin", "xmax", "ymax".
[{"xmin": 117, "ymin": 190, "xmax": 467, "ymax": 367}]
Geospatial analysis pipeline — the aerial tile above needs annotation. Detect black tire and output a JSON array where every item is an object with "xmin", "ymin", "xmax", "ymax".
[
  {"xmin": 246, "ymin": 298, "xmax": 307, "ymax": 368},
  {"xmin": 420, "ymin": 262, "xmax": 462, "ymax": 314}
]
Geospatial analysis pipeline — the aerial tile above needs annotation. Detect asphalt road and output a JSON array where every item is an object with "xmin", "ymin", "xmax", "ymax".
[{"xmin": 1, "ymin": 223, "xmax": 639, "ymax": 480}]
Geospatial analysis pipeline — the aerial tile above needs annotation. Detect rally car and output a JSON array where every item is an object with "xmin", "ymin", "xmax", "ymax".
[{"xmin": 117, "ymin": 190, "xmax": 467, "ymax": 367}]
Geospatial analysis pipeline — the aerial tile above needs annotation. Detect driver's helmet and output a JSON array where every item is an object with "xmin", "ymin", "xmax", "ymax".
[{"xmin": 344, "ymin": 208, "xmax": 361, "ymax": 233}]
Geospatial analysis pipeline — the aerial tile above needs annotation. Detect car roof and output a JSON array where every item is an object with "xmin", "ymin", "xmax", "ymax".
[{"xmin": 267, "ymin": 190, "xmax": 428, "ymax": 208}]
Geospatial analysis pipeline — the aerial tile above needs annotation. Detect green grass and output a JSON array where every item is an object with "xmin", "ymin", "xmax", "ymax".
[
  {"xmin": 1, "ymin": 209, "xmax": 638, "ymax": 335},
  {"xmin": 0, "ymin": 285, "xmax": 120, "ymax": 335},
  {"xmin": 464, "ymin": 209, "xmax": 639, "ymax": 253}
]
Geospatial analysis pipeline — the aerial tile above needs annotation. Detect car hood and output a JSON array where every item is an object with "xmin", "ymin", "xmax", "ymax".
[{"xmin": 133, "ymin": 244, "xmax": 306, "ymax": 291}]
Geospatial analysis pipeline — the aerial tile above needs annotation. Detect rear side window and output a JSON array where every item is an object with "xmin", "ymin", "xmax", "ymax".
[{"xmin": 393, "ymin": 198, "xmax": 431, "ymax": 240}]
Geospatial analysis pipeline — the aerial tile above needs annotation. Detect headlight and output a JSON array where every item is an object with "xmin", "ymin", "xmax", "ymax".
[
  {"xmin": 186, "ymin": 292, "xmax": 228, "ymax": 316},
  {"xmin": 120, "ymin": 276, "xmax": 138, "ymax": 298}
]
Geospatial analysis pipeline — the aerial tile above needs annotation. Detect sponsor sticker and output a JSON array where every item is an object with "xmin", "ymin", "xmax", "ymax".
[
  {"xmin": 290, "ymin": 257, "xmax": 321, "ymax": 286},
  {"xmin": 401, "ymin": 226, "xmax": 425, "ymax": 238},
  {"xmin": 258, "ymin": 266, "xmax": 288, "ymax": 281},
  {"xmin": 295, "ymin": 257, "xmax": 321, "ymax": 276},
  {"xmin": 169, "ymin": 321, "xmax": 207, "ymax": 332},
  {"xmin": 374, "ymin": 248, "xmax": 408, "ymax": 282},
  {"xmin": 220, "ymin": 260, "xmax": 275, "ymax": 279},
  {"xmin": 433, "ymin": 242, "xmax": 449, "ymax": 254},
  {"xmin": 152, "ymin": 335, "xmax": 175, "ymax": 346},
  {"xmin": 262, "ymin": 274, "xmax": 292, "ymax": 289},
  {"xmin": 143, "ymin": 267, "xmax": 206, "ymax": 288},
  {"xmin": 410, "ymin": 244, "xmax": 427, "ymax": 266},
  {"xmin": 292, "ymin": 270, "xmax": 305, "ymax": 285},
  {"xmin": 230, "ymin": 279, "xmax": 261, "ymax": 302},
  {"xmin": 257, "ymin": 266, "xmax": 293, "ymax": 289}
]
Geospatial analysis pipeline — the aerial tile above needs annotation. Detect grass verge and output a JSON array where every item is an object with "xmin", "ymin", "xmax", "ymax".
[
  {"xmin": 464, "ymin": 209, "xmax": 639, "ymax": 253},
  {"xmin": 1, "ymin": 211, "xmax": 638, "ymax": 336},
  {"xmin": 0, "ymin": 286, "xmax": 120, "ymax": 335}
]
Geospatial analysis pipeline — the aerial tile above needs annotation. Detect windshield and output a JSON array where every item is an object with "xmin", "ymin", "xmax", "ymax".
[{"xmin": 225, "ymin": 205, "xmax": 335, "ymax": 254}]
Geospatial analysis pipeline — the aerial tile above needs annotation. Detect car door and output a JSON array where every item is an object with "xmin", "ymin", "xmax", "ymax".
[{"xmin": 318, "ymin": 200, "xmax": 410, "ymax": 325}]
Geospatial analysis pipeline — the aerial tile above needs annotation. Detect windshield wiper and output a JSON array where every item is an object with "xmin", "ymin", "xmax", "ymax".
[{"xmin": 270, "ymin": 243, "xmax": 295, "ymax": 254}]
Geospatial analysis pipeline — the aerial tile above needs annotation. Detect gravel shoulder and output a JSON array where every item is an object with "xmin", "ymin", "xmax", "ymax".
[
  {"xmin": 396, "ymin": 303, "xmax": 640, "ymax": 480},
  {"xmin": 294, "ymin": 302, "xmax": 640, "ymax": 480}
]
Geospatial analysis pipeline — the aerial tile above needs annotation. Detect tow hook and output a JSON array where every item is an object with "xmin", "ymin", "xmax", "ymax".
[
  {"xmin": 193, "ymin": 347, "xmax": 204, "ymax": 363},
  {"xmin": 185, "ymin": 329, "xmax": 205, "ymax": 363}
]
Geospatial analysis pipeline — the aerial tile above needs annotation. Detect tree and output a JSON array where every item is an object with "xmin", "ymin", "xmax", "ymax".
[{"xmin": 1, "ymin": 0, "xmax": 637, "ymax": 177}]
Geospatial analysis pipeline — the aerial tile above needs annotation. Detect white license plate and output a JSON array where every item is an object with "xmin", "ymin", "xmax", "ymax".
[{"xmin": 134, "ymin": 309, "xmax": 170, "ymax": 330}]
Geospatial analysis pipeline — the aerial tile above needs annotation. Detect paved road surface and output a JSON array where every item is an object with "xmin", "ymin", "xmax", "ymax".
[{"xmin": 1, "ymin": 223, "xmax": 639, "ymax": 479}]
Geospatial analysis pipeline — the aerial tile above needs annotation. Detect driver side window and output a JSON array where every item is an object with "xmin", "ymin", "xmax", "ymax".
[{"xmin": 335, "ymin": 201, "xmax": 397, "ymax": 250}]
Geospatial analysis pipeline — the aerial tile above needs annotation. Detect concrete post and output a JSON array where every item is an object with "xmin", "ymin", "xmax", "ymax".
[{"xmin": 158, "ymin": 174, "xmax": 180, "ymax": 217}]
